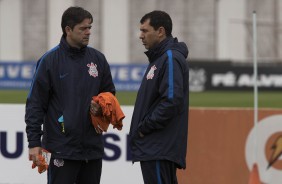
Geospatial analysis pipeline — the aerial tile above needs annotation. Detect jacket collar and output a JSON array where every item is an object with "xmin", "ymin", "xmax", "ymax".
[
  {"xmin": 145, "ymin": 36, "xmax": 172, "ymax": 63},
  {"xmin": 60, "ymin": 36, "xmax": 86, "ymax": 58}
]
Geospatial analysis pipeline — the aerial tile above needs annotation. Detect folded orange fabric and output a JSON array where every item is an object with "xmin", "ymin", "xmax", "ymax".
[
  {"xmin": 31, "ymin": 154, "xmax": 48, "ymax": 174},
  {"xmin": 90, "ymin": 92, "xmax": 125, "ymax": 132}
]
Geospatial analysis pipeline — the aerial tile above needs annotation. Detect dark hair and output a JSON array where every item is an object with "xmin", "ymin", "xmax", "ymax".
[
  {"xmin": 140, "ymin": 10, "xmax": 172, "ymax": 36},
  {"xmin": 61, "ymin": 6, "xmax": 93, "ymax": 37}
]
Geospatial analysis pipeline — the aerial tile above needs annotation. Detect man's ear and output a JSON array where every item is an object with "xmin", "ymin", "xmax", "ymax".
[
  {"xmin": 65, "ymin": 26, "xmax": 72, "ymax": 35},
  {"xmin": 158, "ymin": 26, "xmax": 166, "ymax": 37}
]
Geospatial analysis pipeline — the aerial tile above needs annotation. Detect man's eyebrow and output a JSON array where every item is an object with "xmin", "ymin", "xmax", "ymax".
[{"xmin": 80, "ymin": 25, "xmax": 92, "ymax": 29}]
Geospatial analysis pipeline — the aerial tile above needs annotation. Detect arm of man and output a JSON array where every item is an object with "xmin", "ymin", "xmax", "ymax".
[
  {"xmin": 138, "ymin": 55, "xmax": 187, "ymax": 135},
  {"xmin": 25, "ymin": 57, "xmax": 51, "ymax": 149},
  {"xmin": 97, "ymin": 53, "xmax": 116, "ymax": 94}
]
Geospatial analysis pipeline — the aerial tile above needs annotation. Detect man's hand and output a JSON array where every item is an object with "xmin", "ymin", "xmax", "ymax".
[
  {"xmin": 90, "ymin": 100, "xmax": 104, "ymax": 134},
  {"xmin": 94, "ymin": 124, "xmax": 104, "ymax": 134},
  {"xmin": 90, "ymin": 100, "xmax": 102, "ymax": 116},
  {"xmin": 29, "ymin": 147, "xmax": 49, "ymax": 173},
  {"xmin": 29, "ymin": 147, "xmax": 42, "ymax": 165}
]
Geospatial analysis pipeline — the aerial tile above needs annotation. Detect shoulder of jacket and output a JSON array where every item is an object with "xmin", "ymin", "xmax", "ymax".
[
  {"xmin": 42, "ymin": 46, "xmax": 60, "ymax": 59},
  {"xmin": 87, "ymin": 47, "xmax": 106, "ymax": 59}
]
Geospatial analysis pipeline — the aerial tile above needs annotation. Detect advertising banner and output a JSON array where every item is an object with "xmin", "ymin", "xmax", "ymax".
[
  {"xmin": 1, "ymin": 61, "xmax": 282, "ymax": 91},
  {"xmin": 180, "ymin": 108, "xmax": 282, "ymax": 184},
  {"xmin": 0, "ymin": 105, "xmax": 142, "ymax": 184},
  {"xmin": 1, "ymin": 105, "xmax": 282, "ymax": 183},
  {"xmin": 0, "ymin": 62, "xmax": 35, "ymax": 89},
  {"xmin": 110, "ymin": 64, "xmax": 146, "ymax": 91},
  {"xmin": 0, "ymin": 62, "xmax": 147, "ymax": 91},
  {"xmin": 189, "ymin": 61, "xmax": 282, "ymax": 91}
]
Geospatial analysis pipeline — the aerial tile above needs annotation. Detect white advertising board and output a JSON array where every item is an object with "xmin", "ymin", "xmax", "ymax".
[{"xmin": 0, "ymin": 104, "xmax": 142, "ymax": 184}]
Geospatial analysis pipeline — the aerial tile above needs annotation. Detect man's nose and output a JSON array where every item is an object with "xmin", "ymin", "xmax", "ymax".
[
  {"xmin": 85, "ymin": 28, "xmax": 91, "ymax": 35},
  {"xmin": 139, "ymin": 33, "xmax": 144, "ymax": 39}
]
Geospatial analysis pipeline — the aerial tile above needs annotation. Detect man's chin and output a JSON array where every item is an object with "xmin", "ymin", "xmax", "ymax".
[
  {"xmin": 82, "ymin": 39, "xmax": 89, "ymax": 44},
  {"xmin": 81, "ymin": 41, "xmax": 89, "ymax": 47},
  {"xmin": 144, "ymin": 45, "xmax": 149, "ymax": 50}
]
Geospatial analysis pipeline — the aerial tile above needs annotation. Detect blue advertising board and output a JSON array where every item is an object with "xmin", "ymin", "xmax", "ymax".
[
  {"xmin": 110, "ymin": 64, "xmax": 146, "ymax": 91},
  {"xmin": 0, "ymin": 62, "xmax": 146, "ymax": 91},
  {"xmin": 0, "ymin": 62, "xmax": 36, "ymax": 89},
  {"xmin": 1, "ymin": 61, "xmax": 282, "ymax": 91}
]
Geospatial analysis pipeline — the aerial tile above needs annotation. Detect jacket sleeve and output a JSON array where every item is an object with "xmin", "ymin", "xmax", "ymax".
[
  {"xmin": 99, "ymin": 54, "xmax": 116, "ymax": 95},
  {"xmin": 25, "ymin": 57, "xmax": 51, "ymax": 148},
  {"xmin": 139, "ymin": 51, "xmax": 187, "ymax": 135}
]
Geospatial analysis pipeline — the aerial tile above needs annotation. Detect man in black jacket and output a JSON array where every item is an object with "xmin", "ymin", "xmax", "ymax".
[
  {"xmin": 25, "ymin": 6, "xmax": 115, "ymax": 184},
  {"xmin": 129, "ymin": 10, "xmax": 189, "ymax": 184}
]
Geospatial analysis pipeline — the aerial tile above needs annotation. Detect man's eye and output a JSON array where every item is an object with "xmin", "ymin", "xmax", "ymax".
[{"xmin": 80, "ymin": 27, "xmax": 91, "ymax": 31}]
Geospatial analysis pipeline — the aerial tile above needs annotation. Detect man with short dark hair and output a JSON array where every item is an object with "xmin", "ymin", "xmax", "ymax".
[
  {"xmin": 129, "ymin": 10, "xmax": 189, "ymax": 184},
  {"xmin": 25, "ymin": 6, "xmax": 115, "ymax": 184}
]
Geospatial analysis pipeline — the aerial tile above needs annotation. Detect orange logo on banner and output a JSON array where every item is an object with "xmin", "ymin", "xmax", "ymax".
[
  {"xmin": 245, "ymin": 114, "xmax": 282, "ymax": 184},
  {"xmin": 248, "ymin": 133, "xmax": 282, "ymax": 184},
  {"xmin": 266, "ymin": 133, "xmax": 282, "ymax": 169},
  {"xmin": 178, "ymin": 109, "xmax": 282, "ymax": 184}
]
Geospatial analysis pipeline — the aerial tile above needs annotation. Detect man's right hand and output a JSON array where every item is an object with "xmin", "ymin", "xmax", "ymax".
[
  {"xmin": 90, "ymin": 100, "xmax": 102, "ymax": 116},
  {"xmin": 29, "ymin": 147, "xmax": 42, "ymax": 166}
]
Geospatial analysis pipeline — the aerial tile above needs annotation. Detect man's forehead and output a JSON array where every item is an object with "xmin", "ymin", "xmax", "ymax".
[
  {"xmin": 141, "ymin": 19, "xmax": 151, "ymax": 25},
  {"xmin": 79, "ymin": 18, "xmax": 92, "ymax": 24},
  {"xmin": 76, "ymin": 19, "xmax": 92, "ymax": 27},
  {"xmin": 140, "ymin": 19, "xmax": 152, "ymax": 28}
]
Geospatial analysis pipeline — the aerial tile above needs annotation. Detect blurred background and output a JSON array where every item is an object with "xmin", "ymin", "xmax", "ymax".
[
  {"xmin": 0, "ymin": 0, "xmax": 281, "ymax": 63},
  {"xmin": 1, "ymin": 0, "xmax": 282, "ymax": 103}
]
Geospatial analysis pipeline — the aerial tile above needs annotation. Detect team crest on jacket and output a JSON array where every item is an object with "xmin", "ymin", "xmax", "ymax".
[
  {"xmin": 54, "ymin": 159, "xmax": 64, "ymax": 167},
  {"xmin": 87, "ymin": 62, "xmax": 98, "ymax": 78},
  {"xmin": 146, "ymin": 65, "xmax": 157, "ymax": 80}
]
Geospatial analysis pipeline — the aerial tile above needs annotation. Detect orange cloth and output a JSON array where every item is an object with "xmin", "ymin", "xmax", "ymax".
[
  {"xmin": 90, "ymin": 92, "xmax": 125, "ymax": 132},
  {"xmin": 31, "ymin": 154, "xmax": 48, "ymax": 174}
]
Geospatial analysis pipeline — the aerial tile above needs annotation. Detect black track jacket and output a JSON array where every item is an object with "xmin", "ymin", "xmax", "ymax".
[
  {"xmin": 25, "ymin": 36, "xmax": 115, "ymax": 160},
  {"xmin": 129, "ymin": 36, "xmax": 189, "ymax": 169}
]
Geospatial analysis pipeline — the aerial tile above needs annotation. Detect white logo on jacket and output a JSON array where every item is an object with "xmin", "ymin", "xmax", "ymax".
[
  {"xmin": 146, "ymin": 65, "xmax": 157, "ymax": 80},
  {"xmin": 54, "ymin": 159, "xmax": 64, "ymax": 167},
  {"xmin": 87, "ymin": 62, "xmax": 98, "ymax": 77}
]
